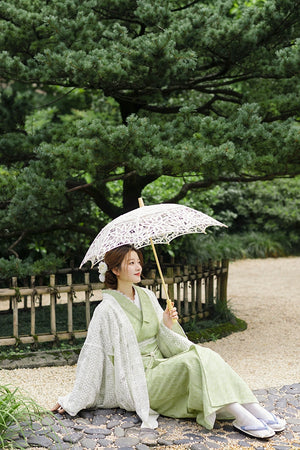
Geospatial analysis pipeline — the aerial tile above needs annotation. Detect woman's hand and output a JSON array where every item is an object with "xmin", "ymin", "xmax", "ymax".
[
  {"xmin": 51, "ymin": 402, "xmax": 65, "ymax": 414},
  {"xmin": 163, "ymin": 302, "xmax": 178, "ymax": 329}
]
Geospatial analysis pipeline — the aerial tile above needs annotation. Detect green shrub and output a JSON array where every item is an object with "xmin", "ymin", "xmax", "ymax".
[{"xmin": 182, "ymin": 299, "xmax": 247, "ymax": 343}]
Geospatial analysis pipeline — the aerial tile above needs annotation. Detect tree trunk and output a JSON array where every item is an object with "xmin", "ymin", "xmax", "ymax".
[{"xmin": 123, "ymin": 172, "xmax": 158, "ymax": 212}]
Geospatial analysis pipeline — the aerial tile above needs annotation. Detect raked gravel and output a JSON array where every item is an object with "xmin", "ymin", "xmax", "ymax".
[{"xmin": 0, "ymin": 257, "xmax": 299, "ymax": 410}]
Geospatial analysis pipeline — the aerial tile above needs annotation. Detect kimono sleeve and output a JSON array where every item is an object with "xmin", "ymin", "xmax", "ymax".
[
  {"xmin": 58, "ymin": 304, "xmax": 105, "ymax": 416},
  {"xmin": 144, "ymin": 287, "xmax": 192, "ymax": 358}
]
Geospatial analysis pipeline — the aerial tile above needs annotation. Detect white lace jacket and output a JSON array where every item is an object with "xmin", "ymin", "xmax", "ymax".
[{"xmin": 58, "ymin": 287, "xmax": 191, "ymax": 428}]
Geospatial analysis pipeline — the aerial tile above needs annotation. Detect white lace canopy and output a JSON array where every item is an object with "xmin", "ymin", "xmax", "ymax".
[{"xmin": 80, "ymin": 203, "xmax": 226, "ymax": 267}]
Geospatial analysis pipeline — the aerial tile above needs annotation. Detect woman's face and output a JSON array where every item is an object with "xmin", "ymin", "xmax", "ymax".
[{"xmin": 114, "ymin": 250, "xmax": 142, "ymax": 284}]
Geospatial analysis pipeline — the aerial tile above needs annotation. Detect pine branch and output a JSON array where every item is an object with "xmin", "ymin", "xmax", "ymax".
[{"xmin": 166, "ymin": 173, "xmax": 300, "ymax": 203}]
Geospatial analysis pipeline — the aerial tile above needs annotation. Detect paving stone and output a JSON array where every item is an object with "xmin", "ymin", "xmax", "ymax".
[
  {"xmin": 49, "ymin": 444, "xmax": 71, "ymax": 450},
  {"xmin": 157, "ymin": 438, "xmax": 175, "ymax": 445},
  {"xmin": 60, "ymin": 418, "xmax": 78, "ymax": 427},
  {"xmin": 98, "ymin": 438, "xmax": 111, "ymax": 446},
  {"xmin": 237, "ymin": 442, "xmax": 252, "ymax": 447},
  {"xmin": 36, "ymin": 428, "xmax": 49, "ymax": 435},
  {"xmin": 226, "ymin": 431, "xmax": 244, "ymax": 439},
  {"xmin": 63, "ymin": 432, "xmax": 82, "ymax": 443},
  {"xmin": 107, "ymin": 419, "xmax": 121, "ymax": 428},
  {"xmin": 5, "ymin": 429, "xmax": 19, "ymax": 440},
  {"xmin": 121, "ymin": 421, "xmax": 137, "ymax": 428},
  {"xmin": 174, "ymin": 438, "xmax": 195, "ymax": 444},
  {"xmin": 73, "ymin": 424, "xmax": 85, "ymax": 430},
  {"xmin": 94, "ymin": 408, "xmax": 116, "ymax": 415},
  {"xmin": 140, "ymin": 427, "xmax": 159, "ymax": 435},
  {"xmin": 140, "ymin": 435, "xmax": 158, "ymax": 445},
  {"xmin": 207, "ymin": 441, "xmax": 225, "ymax": 448},
  {"xmin": 27, "ymin": 434, "xmax": 54, "ymax": 447},
  {"xmin": 11, "ymin": 439, "xmax": 29, "ymax": 448},
  {"xmin": 19, "ymin": 430, "xmax": 34, "ymax": 438},
  {"xmin": 49, "ymin": 423, "xmax": 63, "ymax": 433},
  {"xmin": 79, "ymin": 410, "xmax": 94, "ymax": 420},
  {"xmin": 45, "ymin": 431, "xmax": 64, "ymax": 443},
  {"xmin": 114, "ymin": 426, "xmax": 125, "ymax": 437},
  {"xmin": 100, "ymin": 428, "xmax": 112, "ymax": 435},
  {"xmin": 287, "ymin": 417, "xmax": 300, "ymax": 424},
  {"xmin": 277, "ymin": 398, "xmax": 288, "ymax": 408},
  {"xmin": 84, "ymin": 426, "xmax": 105, "ymax": 434},
  {"xmin": 273, "ymin": 446, "xmax": 294, "ymax": 450},
  {"xmin": 185, "ymin": 432, "xmax": 205, "ymax": 441},
  {"xmin": 118, "ymin": 447, "xmax": 136, "ymax": 450},
  {"xmin": 190, "ymin": 444, "xmax": 210, "ymax": 450},
  {"xmin": 80, "ymin": 437, "xmax": 97, "ymax": 449},
  {"xmin": 210, "ymin": 435, "xmax": 229, "ymax": 442},
  {"xmin": 115, "ymin": 436, "xmax": 140, "ymax": 446},
  {"xmin": 111, "ymin": 413, "xmax": 124, "ymax": 420},
  {"xmin": 92, "ymin": 414, "xmax": 108, "ymax": 425},
  {"xmin": 75, "ymin": 417, "xmax": 91, "ymax": 424},
  {"xmin": 31, "ymin": 422, "xmax": 42, "ymax": 431},
  {"xmin": 136, "ymin": 444, "xmax": 151, "ymax": 450}
]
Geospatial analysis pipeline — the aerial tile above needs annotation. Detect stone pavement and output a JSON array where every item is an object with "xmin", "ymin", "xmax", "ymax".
[{"xmin": 11, "ymin": 384, "xmax": 300, "ymax": 449}]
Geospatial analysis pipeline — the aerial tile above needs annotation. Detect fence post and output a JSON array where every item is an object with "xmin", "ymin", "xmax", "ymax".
[
  {"xmin": 183, "ymin": 265, "xmax": 189, "ymax": 316},
  {"xmin": 220, "ymin": 259, "xmax": 229, "ymax": 305},
  {"xmin": 175, "ymin": 265, "xmax": 182, "ymax": 317},
  {"xmin": 84, "ymin": 272, "xmax": 91, "ymax": 328},
  {"xmin": 50, "ymin": 274, "xmax": 56, "ymax": 336},
  {"xmin": 207, "ymin": 260, "xmax": 214, "ymax": 307},
  {"xmin": 67, "ymin": 274, "xmax": 73, "ymax": 334},
  {"xmin": 196, "ymin": 264, "xmax": 203, "ymax": 314},
  {"xmin": 12, "ymin": 277, "xmax": 19, "ymax": 339},
  {"xmin": 190, "ymin": 265, "xmax": 196, "ymax": 315},
  {"xmin": 166, "ymin": 266, "xmax": 174, "ymax": 301},
  {"xmin": 30, "ymin": 276, "xmax": 36, "ymax": 336}
]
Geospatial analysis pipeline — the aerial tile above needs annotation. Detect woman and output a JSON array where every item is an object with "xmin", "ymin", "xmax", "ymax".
[{"xmin": 52, "ymin": 245, "xmax": 285, "ymax": 439}]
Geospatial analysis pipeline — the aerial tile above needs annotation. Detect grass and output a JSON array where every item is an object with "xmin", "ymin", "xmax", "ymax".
[
  {"xmin": 182, "ymin": 299, "xmax": 247, "ymax": 343},
  {"xmin": 183, "ymin": 317, "xmax": 247, "ymax": 343},
  {"xmin": 0, "ymin": 385, "xmax": 55, "ymax": 449}
]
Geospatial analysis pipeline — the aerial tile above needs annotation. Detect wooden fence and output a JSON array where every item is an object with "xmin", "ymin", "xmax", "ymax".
[{"xmin": 0, "ymin": 260, "xmax": 229, "ymax": 347}]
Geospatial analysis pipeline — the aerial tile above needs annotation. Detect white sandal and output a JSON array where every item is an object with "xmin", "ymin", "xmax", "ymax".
[
  {"xmin": 233, "ymin": 419, "xmax": 275, "ymax": 439},
  {"xmin": 258, "ymin": 413, "xmax": 286, "ymax": 432}
]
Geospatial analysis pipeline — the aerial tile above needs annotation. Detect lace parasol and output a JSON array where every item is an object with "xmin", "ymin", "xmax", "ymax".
[{"xmin": 80, "ymin": 202, "xmax": 226, "ymax": 268}]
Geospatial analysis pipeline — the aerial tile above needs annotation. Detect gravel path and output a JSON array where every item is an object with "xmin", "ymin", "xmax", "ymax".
[
  {"xmin": 1, "ymin": 257, "xmax": 299, "ymax": 449},
  {"xmin": 202, "ymin": 256, "xmax": 300, "ymax": 390}
]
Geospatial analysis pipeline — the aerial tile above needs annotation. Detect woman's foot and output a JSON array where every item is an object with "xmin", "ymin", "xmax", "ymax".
[
  {"xmin": 243, "ymin": 403, "xmax": 286, "ymax": 432},
  {"xmin": 257, "ymin": 412, "xmax": 286, "ymax": 432},
  {"xmin": 233, "ymin": 418, "xmax": 275, "ymax": 439},
  {"xmin": 218, "ymin": 403, "xmax": 275, "ymax": 439}
]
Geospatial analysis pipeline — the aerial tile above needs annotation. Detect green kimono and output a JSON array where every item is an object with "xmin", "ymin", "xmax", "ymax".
[{"xmin": 105, "ymin": 286, "xmax": 257, "ymax": 430}]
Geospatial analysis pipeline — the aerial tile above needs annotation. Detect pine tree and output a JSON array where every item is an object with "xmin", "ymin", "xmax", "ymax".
[{"xmin": 0, "ymin": 0, "xmax": 299, "ymax": 265}]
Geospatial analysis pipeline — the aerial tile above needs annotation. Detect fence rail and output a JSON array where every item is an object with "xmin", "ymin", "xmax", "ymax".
[{"xmin": 0, "ymin": 260, "xmax": 229, "ymax": 347}]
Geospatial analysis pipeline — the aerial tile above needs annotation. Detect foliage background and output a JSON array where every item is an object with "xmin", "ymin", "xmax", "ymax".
[{"xmin": 0, "ymin": 0, "xmax": 299, "ymax": 282}]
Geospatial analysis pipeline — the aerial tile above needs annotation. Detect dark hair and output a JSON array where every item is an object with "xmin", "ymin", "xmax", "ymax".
[{"xmin": 104, "ymin": 245, "xmax": 143, "ymax": 289}]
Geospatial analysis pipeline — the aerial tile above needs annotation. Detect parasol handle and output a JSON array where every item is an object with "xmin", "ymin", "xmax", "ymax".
[{"xmin": 138, "ymin": 197, "xmax": 176, "ymax": 322}]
